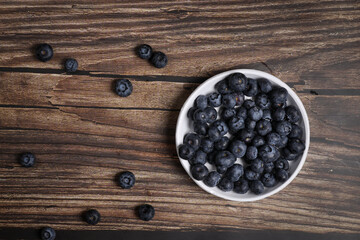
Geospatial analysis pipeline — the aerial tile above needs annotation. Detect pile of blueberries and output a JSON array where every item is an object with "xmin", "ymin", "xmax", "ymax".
[{"xmin": 178, "ymin": 73, "xmax": 305, "ymax": 195}]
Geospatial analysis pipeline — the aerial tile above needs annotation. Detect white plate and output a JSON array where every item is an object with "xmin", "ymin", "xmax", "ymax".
[{"xmin": 175, "ymin": 69, "xmax": 310, "ymax": 201}]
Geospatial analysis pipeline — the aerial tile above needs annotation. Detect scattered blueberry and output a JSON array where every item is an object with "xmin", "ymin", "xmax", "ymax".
[
  {"xmin": 277, "ymin": 135, "xmax": 288, "ymax": 148},
  {"xmin": 151, "ymin": 51, "xmax": 167, "ymax": 68},
  {"xmin": 266, "ymin": 132, "xmax": 281, "ymax": 146},
  {"xmin": 215, "ymin": 79, "xmax": 232, "ymax": 94},
  {"xmin": 275, "ymin": 169, "xmax": 289, "ymax": 182},
  {"xmin": 272, "ymin": 108, "xmax": 285, "ymax": 121},
  {"xmin": 245, "ymin": 146, "xmax": 258, "ymax": 160},
  {"xmin": 250, "ymin": 159, "xmax": 264, "ymax": 173},
  {"xmin": 228, "ymin": 73, "xmax": 248, "ymax": 92},
  {"xmin": 184, "ymin": 133, "xmax": 201, "ymax": 150},
  {"xmin": 233, "ymin": 92, "xmax": 245, "ymax": 106},
  {"xmin": 258, "ymin": 78, "xmax": 272, "ymax": 93},
  {"xmin": 244, "ymin": 78, "xmax": 259, "ymax": 97},
  {"xmin": 203, "ymin": 171, "xmax": 221, "ymax": 187},
  {"xmin": 207, "ymin": 151, "xmax": 217, "ymax": 164},
  {"xmin": 19, "ymin": 152, "xmax": 35, "ymax": 167},
  {"xmin": 236, "ymin": 106, "xmax": 248, "ymax": 119},
  {"xmin": 264, "ymin": 161, "xmax": 274, "ymax": 173},
  {"xmin": 138, "ymin": 204, "xmax": 155, "ymax": 221},
  {"xmin": 187, "ymin": 107, "xmax": 197, "ymax": 120},
  {"xmin": 190, "ymin": 164, "xmax": 209, "ymax": 180},
  {"xmin": 64, "ymin": 58, "xmax": 78, "ymax": 72},
  {"xmin": 207, "ymin": 92, "xmax": 222, "ymax": 107},
  {"xmin": 208, "ymin": 126, "xmax": 222, "ymax": 142},
  {"xmin": 84, "ymin": 209, "xmax": 101, "ymax": 225},
  {"xmin": 250, "ymin": 180, "xmax": 265, "ymax": 195},
  {"xmin": 212, "ymin": 120, "xmax": 228, "ymax": 136},
  {"xmin": 282, "ymin": 147, "xmax": 299, "ymax": 161},
  {"xmin": 216, "ymin": 165, "xmax": 228, "ymax": 174},
  {"xmin": 270, "ymin": 87, "xmax": 288, "ymax": 108},
  {"xmin": 114, "ymin": 79, "xmax": 133, "ymax": 97},
  {"xmin": 178, "ymin": 144, "xmax": 195, "ymax": 160},
  {"xmin": 204, "ymin": 107, "xmax": 217, "ymax": 124},
  {"xmin": 36, "ymin": 43, "xmax": 53, "ymax": 62},
  {"xmin": 217, "ymin": 178, "xmax": 234, "ymax": 192},
  {"xmin": 194, "ymin": 122, "xmax": 208, "ymax": 136},
  {"xmin": 193, "ymin": 109, "xmax": 208, "ymax": 123},
  {"xmin": 225, "ymin": 164, "xmax": 244, "ymax": 182},
  {"xmin": 222, "ymin": 94, "xmax": 237, "ymax": 109},
  {"xmin": 137, "ymin": 44, "xmax": 153, "ymax": 59},
  {"xmin": 258, "ymin": 144, "xmax": 280, "ymax": 162},
  {"xmin": 195, "ymin": 95, "xmax": 208, "ymax": 110},
  {"xmin": 214, "ymin": 136, "xmax": 230, "ymax": 151},
  {"xmin": 221, "ymin": 107, "xmax": 236, "ymax": 120},
  {"xmin": 256, "ymin": 119, "xmax": 272, "ymax": 136},
  {"xmin": 238, "ymin": 129, "xmax": 255, "ymax": 145},
  {"xmin": 189, "ymin": 150, "xmax": 207, "ymax": 165},
  {"xmin": 261, "ymin": 173, "xmax": 277, "ymax": 187},
  {"xmin": 245, "ymin": 118, "xmax": 256, "ymax": 130},
  {"xmin": 215, "ymin": 151, "xmax": 236, "ymax": 168},
  {"xmin": 255, "ymin": 93, "xmax": 271, "ymax": 109},
  {"xmin": 243, "ymin": 99, "xmax": 256, "ymax": 109},
  {"xmin": 229, "ymin": 140, "xmax": 247, "ymax": 158},
  {"xmin": 233, "ymin": 178, "xmax": 249, "ymax": 194},
  {"xmin": 40, "ymin": 227, "xmax": 56, "ymax": 240},
  {"xmin": 118, "ymin": 171, "xmax": 136, "ymax": 189},
  {"xmin": 275, "ymin": 120, "xmax": 292, "ymax": 136},
  {"xmin": 252, "ymin": 135, "xmax": 265, "ymax": 147},
  {"xmin": 288, "ymin": 124, "xmax": 303, "ymax": 139},
  {"xmin": 228, "ymin": 116, "xmax": 245, "ymax": 133},
  {"xmin": 274, "ymin": 158, "xmax": 290, "ymax": 171},
  {"xmin": 248, "ymin": 106, "xmax": 263, "ymax": 121},
  {"xmin": 200, "ymin": 138, "xmax": 214, "ymax": 154},
  {"xmin": 285, "ymin": 105, "xmax": 300, "ymax": 123},
  {"xmin": 244, "ymin": 167, "xmax": 260, "ymax": 181},
  {"xmin": 262, "ymin": 109, "xmax": 272, "ymax": 121},
  {"xmin": 288, "ymin": 138, "xmax": 305, "ymax": 154}
]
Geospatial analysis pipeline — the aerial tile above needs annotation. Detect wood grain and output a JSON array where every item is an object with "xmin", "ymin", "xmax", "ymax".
[{"xmin": 0, "ymin": 0, "xmax": 360, "ymax": 235}]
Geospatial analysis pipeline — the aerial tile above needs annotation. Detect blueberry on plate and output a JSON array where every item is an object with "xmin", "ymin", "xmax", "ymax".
[
  {"xmin": 36, "ymin": 43, "xmax": 53, "ymax": 62},
  {"xmin": 285, "ymin": 105, "xmax": 301, "ymax": 123},
  {"xmin": 216, "ymin": 165, "xmax": 228, "ymax": 174},
  {"xmin": 243, "ymin": 99, "xmax": 256, "ymax": 110},
  {"xmin": 238, "ymin": 129, "xmax": 255, "ymax": 145},
  {"xmin": 275, "ymin": 120, "xmax": 292, "ymax": 136},
  {"xmin": 221, "ymin": 107, "xmax": 236, "ymax": 120},
  {"xmin": 256, "ymin": 119, "xmax": 272, "ymax": 136},
  {"xmin": 151, "ymin": 51, "xmax": 167, "ymax": 68},
  {"xmin": 275, "ymin": 169, "xmax": 289, "ymax": 182},
  {"xmin": 207, "ymin": 151, "xmax": 217, "ymax": 164},
  {"xmin": 274, "ymin": 158, "xmax": 290, "ymax": 171},
  {"xmin": 178, "ymin": 144, "xmax": 195, "ymax": 160},
  {"xmin": 212, "ymin": 120, "xmax": 229, "ymax": 136},
  {"xmin": 258, "ymin": 144, "xmax": 280, "ymax": 162},
  {"xmin": 208, "ymin": 125, "xmax": 222, "ymax": 142},
  {"xmin": 288, "ymin": 124, "xmax": 303, "ymax": 139},
  {"xmin": 248, "ymin": 106, "xmax": 263, "ymax": 121},
  {"xmin": 189, "ymin": 150, "xmax": 207, "ymax": 165},
  {"xmin": 245, "ymin": 118, "xmax": 256, "ymax": 130},
  {"xmin": 214, "ymin": 136, "xmax": 230, "ymax": 151},
  {"xmin": 233, "ymin": 92, "xmax": 245, "ymax": 106},
  {"xmin": 282, "ymin": 147, "xmax": 299, "ymax": 161},
  {"xmin": 194, "ymin": 122, "xmax": 208, "ymax": 136},
  {"xmin": 277, "ymin": 135, "xmax": 288, "ymax": 148},
  {"xmin": 264, "ymin": 161, "xmax": 274, "ymax": 173},
  {"xmin": 255, "ymin": 93, "xmax": 271, "ymax": 109},
  {"xmin": 217, "ymin": 178, "xmax": 234, "ymax": 192},
  {"xmin": 236, "ymin": 106, "xmax": 248, "ymax": 119},
  {"xmin": 184, "ymin": 133, "xmax": 201, "ymax": 150},
  {"xmin": 114, "ymin": 79, "xmax": 133, "ymax": 97},
  {"xmin": 262, "ymin": 109, "xmax": 272, "ymax": 121},
  {"xmin": 19, "ymin": 152, "xmax": 35, "ymax": 167},
  {"xmin": 233, "ymin": 178, "xmax": 249, "ymax": 194},
  {"xmin": 190, "ymin": 164, "xmax": 209, "ymax": 180},
  {"xmin": 40, "ymin": 227, "xmax": 56, "ymax": 240},
  {"xmin": 244, "ymin": 78, "xmax": 259, "ymax": 97},
  {"xmin": 187, "ymin": 107, "xmax": 197, "ymax": 120},
  {"xmin": 138, "ymin": 204, "xmax": 155, "ymax": 221},
  {"xmin": 215, "ymin": 79, "xmax": 232, "ymax": 94},
  {"xmin": 250, "ymin": 158, "xmax": 264, "ymax": 173},
  {"xmin": 200, "ymin": 138, "xmax": 214, "ymax": 154},
  {"xmin": 84, "ymin": 209, "xmax": 101, "ymax": 225},
  {"xmin": 228, "ymin": 116, "xmax": 245, "ymax": 133},
  {"xmin": 270, "ymin": 87, "xmax": 288, "ymax": 108},
  {"xmin": 137, "ymin": 44, "xmax": 153, "ymax": 59},
  {"xmin": 229, "ymin": 140, "xmax": 247, "ymax": 158},
  {"xmin": 222, "ymin": 94, "xmax": 237, "ymax": 109},
  {"xmin": 245, "ymin": 146, "xmax": 258, "ymax": 160},
  {"xmin": 193, "ymin": 109, "xmax": 208, "ymax": 124},
  {"xmin": 244, "ymin": 167, "xmax": 260, "ymax": 181},
  {"xmin": 257, "ymin": 78, "xmax": 272, "ymax": 93},
  {"xmin": 207, "ymin": 92, "xmax": 222, "ymax": 107},
  {"xmin": 266, "ymin": 132, "xmax": 281, "ymax": 146},
  {"xmin": 224, "ymin": 164, "xmax": 244, "ymax": 182},
  {"xmin": 252, "ymin": 135, "xmax": 265, "ymax": 147},
  {"xmin": 64, "ymin": 58, "xmax": 78, "ymax": 72},
  {"xmin": 250, "ymin": 180, "xmax": 265, "ymax": 195},
  {"xmin": 215, "ymin": 151, "xmax": 236, "ymax": 168},
  {"xmin": 227, "ymin": 73, "xmax": 248, "ymax": 92},
  {"xmin": 195, "ymin": 95, "xmax": 208, "ymax": 110},
  {"xmin": 288, "ymin": 138, "xmax": 305, "ymax": 154},
  {"xmin": 261, "ymin": 173, "xmax": 277, "ymax": 187},
  {"xmin": 118, "ymin": 171, "xmax": 136, "ymax": 189},
  {"xmin": 203, "ymin": 171, "xmax": 221, "ymax": 187},
  {"xmin": 204, "ymin": 107, "xmax": 217, "ymax": 124},
  {"xmin": 272, "ymin": 107, "xmax": 285, "ymax": 121}
]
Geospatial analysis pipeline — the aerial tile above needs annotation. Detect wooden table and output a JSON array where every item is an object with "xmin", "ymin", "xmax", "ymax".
[{"xmin": 0, "ymin": 1, "xmax": 359, "ymax": 239}]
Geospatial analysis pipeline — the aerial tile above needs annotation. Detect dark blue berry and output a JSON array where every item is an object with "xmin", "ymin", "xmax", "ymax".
[
  {"xmin": 228, "ymin": 116, "xmax": 245, "ymax": 133},
  {"xmin": 266, "ymin": 132, "xmax": 281, "ymax": 146},
  {"xmin": 216, "ymin": 165, "xmax": 228, "ymax": 174},
  {"xmin": 221, "ymin": 108, "xmax": 236, "ymax": 120},
  {"xmin": 262, "ymin": 109, "xmax": 272, "ymax": 121},
  {"xmin": 277, "ymin": 135, "xmax": 288, "ymax": 148},
  {"xmin": 118, "ymin": 171, "xmax": 136, "ymax": 189},
  {"xmin": 137, "ymin": 44, "xmax": 153, "ymax": 59},
  {"xmin": 193, "ymin": 109, "xmax": 208, "ymax": 123},
  {"xmin": 187, "ymin": 107, "xmax": 197, "ymax": 120},
  {"xmin": 84, "ymin": 209, "xmax": 101, "ymax": 225},
  {"xmin": 250, "ymin": 158, "xmax": 264, "ymax": 173},
  {"xmin": 204, "ymin": 107, "xmax": 217, "ymax": 124},
  {"xmin": 275, "ymin": 169, "xmax": 289, "ymax": 182},
  {"xmin": 215, "ymin": 79, "xmax": 232, "ymax": 94},
  {"xmin": 212, "ymin": 120, "xmax": 228, "ymax": 136},
  {"xmin": 228, "ymin": 73, "xmax": 248, "ymax": 92},
  {"xmin": 200, "ymin": 138, "xmax": 214, "ymax": 154},
  {"xmin": 272, "ymin": 108, "xmax": 285, "ymax": 121},
  {"xmin": 225, "ymin": 164, "xmax": 244, "ymax": 182},
  {"xmin": 250, "ymin": 180, "xmax": 265, "ymax": 195},
  {"xmin": 208, "ymin": 126, "xmax": 222, "ymax": 142},
  {"xmin": 285, "ymin": 106, "xmax": 300, "ymax": 123},
  {"xmin": 207, "ymin": 151, "xmax": 217, "ymax": 164},
  {"xmin": 207, "ymin": 92, "xmax": 222, "ymax": 107},
  {"xmin": 238, "ymin": 129, "xmax": 255, "ymax": 144},
  {"xmin": 138, "ymin": 204, "xmax": 155, "ymax": 221},
  {"xmin": 217, "ymin": 178, "xmax": 234, "ymax": 192},
  {"xmin": 248, "ymin": 106, "xmax": 263, "ymax": 121},
  {"xmin": 64, "ymin": 58, "xmax": 78, "ymax": 72},
  {"xmin": 246, "ymin": 146, "xmax": 258, "ymax": 160},
  {"xmin": 222, "ymin": 94, "xmax": 236, "ymax": 109},
  {"xmin": 189, "ymin": 150, "xmax": 207, "ymax": 165},
  {"xmin": 255, "ymin": 93, "xmax": 271, "ymax": 109},
  {"xmin": 282, "ymin": 148, "xmax": 299, "ymax": 161},
  {"xmin": 288, "ymin": 138, "xmax": 305, "ymax": 154},
  {"xmin": 243, "ymin": 99, "xmax": 256, "ymax": 109},
  {"xmin": 184, "ymin": 133, "xmax": 201, "ymax": 150},
  {"xmin": 36, "ymin": 44, "xmax": 53, "ymax": 62},
  {"xmin": 258, "ymin": 144, "xmax": 280, "ymax": 162},
  {"xmin": 244, "ymin": 78, "xmax": 259, "ymax": 97},
  {"xmin": 288, "ymin": 124, "xmax": 303, "ymax": 139},
  {"xmin": 264, "ymin": 161, "xmax": 274, "ymax": 173},
  {"xmin": 215, "ymin": 136, "xmax": 230, "ymax": 151},
  {"xmin": 233, "ymin": 92, "xmax": 245, "ymax": 106},
  {"xmin": 203, "ymin": 171, "xmax": 221, "ymax": 187},
  {"xmin": 275, "ymin": 120, "xmax": 292, "ymax": 136},
  {"xmin": 261, "ymin": 173, "xmax": 277, "ymax": 187},
  {"xmin": 236, "ymin": 106, "xmax": 247, "ymax": 119},
  {"xmin": 194, "ymin": 122, "xmax": 208, "ymax": 136},
  {"xmin": 245, "ymin": 118, "xmax": 256, "ymax": 130},
  {"xmin": 245, "ymin": 167, "xmax": 260, "ymax": 181},
  {"xmin": 275, "ymin": 158, "xmax": 290, "ymax": 171},
  {"xmin": 19, "ymin": 152, "xmax": 35, "ymax": 167},
  {"xmin": 233, "ymin": 178, "xmax": 249, "ymax": 194},
  {"xmin": 258, "ymin": 78, "xmax": 272, "ymax": 93},
  {"xmin": 252, "ymin": 135, "xmax": 265, "ymax": 147},
  {"xmin": 40, "ymin": 227, "xmax": 56, "ymax": 240},
  {"xmin": 270, "ymin": 87, "xmax": 288, "ymax": 108},
  {"xmin": 256, "ymin": 119, "xmax": 272, "ymax": 136},
  {"xmin": 190, "ymin": 164, "xmax": 209, "ymax": 180},
  {"xmin": 178, "ymin": 144, "xmax": 195, "ymax": 160},
  {"xmin": 195, "ymin": 95, "xmax": 208, "ymax": 110},
  {"xmin": 215, "ymin": 151, "xmax": 236, "ymax": 168},
  {"xmin": 114, "ymin": 79, "xmax": 133, "ymax": 97},
  {"xmin": 151, "ymin": 51, "xmax": 167, "ymax": 68},
  {"xmin": 229, "ymin": 140, "xmax": 247, "ymax": 158}
]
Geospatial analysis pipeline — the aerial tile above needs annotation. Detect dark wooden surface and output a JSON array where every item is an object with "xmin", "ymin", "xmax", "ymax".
[{"xmin": 0, "ymin": 0, "xmax": 360, "ymax": 238}]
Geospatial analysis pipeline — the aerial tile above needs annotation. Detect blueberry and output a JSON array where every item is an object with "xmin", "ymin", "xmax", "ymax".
[
  {"xmin": 189, "ymin": 150, "xmax": 207, "ymax": 165},
  {"xmin": 193, "ymin": 109, "xmax": 208, "ymax": 124},
  {"xmin": 194, "ymin": 122, "xmax": 208, "ymax": 136},
  {"xmin": 84, "ymin": 209, "xmax": 101, "ymax": 225},
  {"xmin": 184, "ymin": 133, "xmax": 201, "ymax": 150},
  {"xmin": 19, "ymin": 152, "xmax": 35, "ymax": 167},
  {"xmin": 221, "ymin": 107, "xmax": 236, "ymax": 120},
  {"xmin": 203, "ymin": 171, "xmax": 221, "ymax": 187},
  {"xmin": 258, "ymin": 144, "xmax": 280, "ymax": 162},
  {"xmin": 228, "ymin": 116, "xmax": 245, "ymax": 133},
  {"xmin": 255, "ymin": 93, "xmax": 271, "ymax": 109},
  {"xmin": 266, "ymin": 132, "xmax": 281, "ymax": 146},
  {"xmin": 215, "ymin": 79, "xmax": 232, "ymax": 94},
  {"xmin": 217, "ymin": 178, "xmax": 234, "ymax": 192},
  {"xmin": 238, "ymin": 129, "xmax": 255, "ymax": 145},
  {"xmin": 36, "ymin": 43, "xmax": 53, "ymax": 62},
  {"xmin": 244, "ymin": 167, "xmax": 260, "ymax": 181},
  {"xmin": 256, "ymin": 119, "xmax": 272, "ymax": 136},
  {"xmin": 178, "ymin": 144, "xmax": 195, "ymax": 160},
  {"xmin": 288, "ymin": 138, "xmax": 305, "ymax": 154},
  {"xmin": 212, "ymin": 120, "xmax": 228, "ymax": 136},
  {"xmin": 245, "ymin": 118, "xmax": 256, "ymax": 130},
  {"xmin": 264, "ymin": 161, "xmax": 274, "ymax": 173},
  {"xmin": 288, "ymin": 124, "xmax": 303, "ymax": 139},
  {"xmin": 233, "ymin": 178, "xmax": 249, "ymax": 194},
  {"xmin": 282, "ymin": 148, "xmax": 299, "ymax": 161},
  {"xmin": 262, "ymin": 109, "xmax": 272, "ymax": 121},
  {"xmin": 261, "ymin": 173, "xmax": 277, "ymax": 187},
  {"xmin": 118, "ymin": 171, "xmax": 136, "ymax": 189},
  {"xmin": 200, "ymin": 138, "xmax": 214, "ymax": 154},
  {"xmin": 225, "ymin": 164, "xmax": 244, "ymax": 182},
  {"xmin": 222, "ymin": 94, "xmax": 237, "ymax": 109},
  {"xmin": 275, "ymin": 169, "xmax": 289, "ymax": 182},
  {"xmin": 274, "ymin": 158, "xmax": 290, "ymax": 171},
  {"xmin": 272, "ymin": 108, "xmax": 285, "ymax": 121},
  {"xmin": 215, "ymin": 136, "xmax": 230, "ymax": 151},
  {"xmin": 250, "ymin": 180, "xmax": 265, "ymax": 195},
  {"xmin": 252, "ymin": 135, "xmax": 265, "ymax": 147},
  {"xmin": 64, "ymin": 58, "xmax": 78, "ymax": 72},
  {"xmin": 215, "ymin": 151, "xmax": 236, "ymax": 168},
  {"xmin": 216, "ymin": 165, "xmax": 228, "ymax": 174},
  {"xmin": 270, "ymin": 87, "xmax": 288, "ymax": 108},
  {"xmin": 243, "ymin": 99, "xmax": 255, "ymax": 109},
  {"xmin": 244, "ymin": 78, "xmax": 259, "ymax": 97},
  {"xmin": 248, "ymin": 106, "xmax": 263, "ymax": 121},
  {"xmin": 114, "ymin": 79, "xmax": 133, "ymax": 97},
  {"xmin": 151, "ymin": 51, "xmax": 167, "ymax": 68},
  {"xmin": 40, "ymin": 227, "xmax": 56, "ymax": 240},
  {"xmin": 195, "ymin": 95, "xmax": 208, "ymax": 110},
  {"xmin": 227, "ymin": 73, "xmax": 248, "ymax": 92},
  {"xmin": 246, "ymin": 146, "xmax": 258, "ymax": 160},
  {"xmin": 228, "ymin": 140, "xmax": 247, "ymax": 158},
  {"xmin": 137, "ymin": 44, "xmax": 153, "ymax": 59},
  {"xmin": 190, "ymin": 164, "xmax": 209, "ymax": 180},
  {"xmin": 204, "ymin": 107, "xmax": 217, "ymax": 124},
  {"xmin": 207, "ymin": 92, "xmax": 222, "ymax": 107},
  {"xmin": 277, "ymin": 135, "xmax": 288, "ymax": 148},
  {"xmin": 275, "ymin": 120, "xmax": 292, "ymax": 136},
  {"xmin": 285, "ymin": 105, "xmax": 300, "ymax": 123},
  {"xmin": 258, "ymin": 78, "xmax": 272, "ymax": 93},
  {"xmin": 208, "ymin": 126, "xmax": 222, "ymax": 142},
  {"xmin": 236, "ymin": 106, "xmax": 248, "ymax": 119},
  {"xmin": 250, "ymin": 159, "xmax": 264, "ymax": 173},
  {"xmin": 207, "ymin": 151, "xmax": 216, "ymax": 164},
  {"xmin": 138, "ymin": 204, "xmax": 155, "ymax": 221},
  {"xmin": 187, "ymin": 107, "xmax": 197, "ymax": 120},
  {"xmin": 233, "ymin": 92, "xmax": 245, "ymax": 106}
]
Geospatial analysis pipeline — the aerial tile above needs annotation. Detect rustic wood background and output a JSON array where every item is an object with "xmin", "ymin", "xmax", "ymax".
[{"xmin": 0, "ymin": 0, "xmax": 359, "ymax": 236}]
